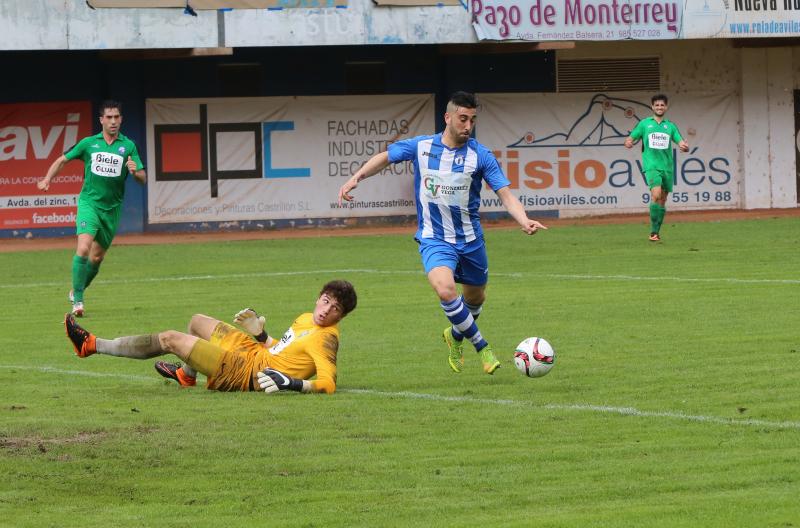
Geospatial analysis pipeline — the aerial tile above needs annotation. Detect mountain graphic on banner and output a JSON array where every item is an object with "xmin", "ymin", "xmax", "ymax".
[{"xmin": 508, "ymin": 94, "xmax": 652, "ymax": 148}]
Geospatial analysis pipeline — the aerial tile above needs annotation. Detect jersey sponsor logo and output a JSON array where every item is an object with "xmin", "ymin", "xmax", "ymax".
[
  {"xmin": 648, "ymin": 132, "xmax": 670, "ymax": 150},
  {"xmin": 269, "ymin": 327, "xmax": 295, "ymax": 355},
  {"xmin": 91, "ymin": 152, "xmax": 124, "ymax": 177},
  {"xmin": 268, "ymin": 327, "xmax": 314, "ymax": 355},
  {"xmin": 422, "ymin": 169, "xmax": 470, "ymax": 207},
  {"xmin": 424, "ymin": 176, "xmax": 441, "ymax": 197}
]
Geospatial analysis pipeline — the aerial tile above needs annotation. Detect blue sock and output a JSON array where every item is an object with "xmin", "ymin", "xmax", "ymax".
[
  {"xmin": 451, "ymin": 301, "xmax": 482, "ymax": 341},
  {"xmin": 441, "ymin": 297, "xmax": 487, "ymax": 352}
]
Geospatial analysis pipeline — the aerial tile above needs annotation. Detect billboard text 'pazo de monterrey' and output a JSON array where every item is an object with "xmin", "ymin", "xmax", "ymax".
[
  {"xmin": 471, "ymin": 0, "xmax": 800, "ymax": 41},
  {"xmin": 471, "ymin": 0, "xmax": 683, "ymax": 41}
]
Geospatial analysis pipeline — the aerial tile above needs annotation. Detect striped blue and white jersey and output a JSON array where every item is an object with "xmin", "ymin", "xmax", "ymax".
[{"xmin": 388, "ymin": 133, "xmax": 510, "ymax": 246}]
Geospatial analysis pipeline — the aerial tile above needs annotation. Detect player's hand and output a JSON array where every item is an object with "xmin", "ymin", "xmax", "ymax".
[
  {"xmin": 234, "ymin": 308, "xmax": 266, "ymax": 336},
  {"xmin": 258, "ymin": 368, "xmax": 303, "ymax": 393},
  {"xmin": 624, "ymin": 137, "xmax": 634, "ymax": 149},
  {"xmin": 338, "ymin": 175, "xmax": 359, "ymax": 205},
  {"xmin": 521, "ymin": 219, "xmax": 548, "ymax": 235},
  {"xmin": 126, "ymin": 156, "xmax": 138, "ymax": 174},
  {"xmin": 37, "ymin": 178, "xmax": 50, "ymax": 191},
  {"xmin": 678, "ymin": 140, "xmax": 689, "ymax": 152}
]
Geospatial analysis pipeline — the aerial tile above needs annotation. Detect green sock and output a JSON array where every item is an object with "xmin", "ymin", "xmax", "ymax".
[
  {"xmin": 71, "ymin": 255, "xmax": 89, "ymax": 302},
  {"xmin": 85, "ymin": 261, "xmax": 102, "ymax": 290},
  {"xmin": 656, "ymin": 205, "xmax": 667, "ymax": 233},
  {"xmin": 649, "ymin": 203, "xmax": 659, "ymax": 234}
]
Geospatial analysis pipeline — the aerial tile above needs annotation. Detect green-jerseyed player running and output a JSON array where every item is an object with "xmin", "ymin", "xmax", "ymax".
[
  {"xmin": 625, "ymin": 94, "xmax": 689, "ymax": 242},
  {"xmin": 38, "ymin": 100, "xmax": 146, "ymax": 316}
]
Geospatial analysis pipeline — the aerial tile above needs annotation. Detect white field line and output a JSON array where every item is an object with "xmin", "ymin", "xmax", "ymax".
[
  {"xmin": 344, "ymin": 388, "xmax": 800, "ymax": 430},
  {"xmin": 1, "ymin": 269, "xmax": 799, "ymax": 290},
  {"xmin": 0, "ymin": 365, "xmax": 155, "ymax": 382},
  {"xmin": 2, "ymin": 365, "xmax": 799, "ymax": 431}
]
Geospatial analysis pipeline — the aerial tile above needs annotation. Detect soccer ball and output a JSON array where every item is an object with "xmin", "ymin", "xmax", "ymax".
[{"xmin": 513, "ymin": 337, "xmax": 555, "ymax": 378}]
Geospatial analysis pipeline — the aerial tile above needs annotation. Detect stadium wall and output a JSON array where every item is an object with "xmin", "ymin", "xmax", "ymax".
[
  {"xmin": 0, "ymin": 0, "xmax": 475, "ymax": 50},
  {"xmin": 0, "ymin": 4, "xmax": 798, "ymax": 238}
]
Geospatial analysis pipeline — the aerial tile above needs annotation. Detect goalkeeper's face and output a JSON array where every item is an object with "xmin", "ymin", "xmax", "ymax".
[{"xmin": 313, "ymin": 293, "xmax": 345, "ymax": 327}]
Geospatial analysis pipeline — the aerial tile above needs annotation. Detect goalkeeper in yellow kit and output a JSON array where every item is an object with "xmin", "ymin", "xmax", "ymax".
[{"xmin": 63, "ymin": 280, "xmax": 357, "ymax": 394}]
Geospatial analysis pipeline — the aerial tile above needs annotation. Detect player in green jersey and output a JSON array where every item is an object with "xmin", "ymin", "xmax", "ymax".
[
  {"xmin": 37, "ymin": 101, "xmax": 146, "ymax": 316},
  {"xmin": 625, "ymin": 94, "xmax": 689, "ymax": 242}
]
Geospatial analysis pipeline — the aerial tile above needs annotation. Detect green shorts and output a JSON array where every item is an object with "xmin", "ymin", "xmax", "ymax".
[
  {"xmin": 76, "ymin": 202, "xmax": 121, "ymax": 250},
  {"xmin": 644, "ymin": 170, "xmax": 673, "ymax": 193}
]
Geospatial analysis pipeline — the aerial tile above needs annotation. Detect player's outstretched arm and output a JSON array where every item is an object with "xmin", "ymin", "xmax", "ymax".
[
  {"xmin": 338, "ymin": 151, "xmax": 391, "ymax": 204},
  {"xmin": 257, "ymin": 368, "xmax": 313, "ymax": 394},
  {"xmin": 38, "ymin": 155, "xmax": 69, "ymax": 191},
  {"xmin": 496, "ymin": 187, "xmax": 548, "ymax": 235},
  {"xmin": 233, "ymin": 308, "xmax": 271, "ymax": 344}
]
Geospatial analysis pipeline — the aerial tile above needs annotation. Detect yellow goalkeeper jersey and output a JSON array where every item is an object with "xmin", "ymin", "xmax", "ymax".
[
  {"xmin": 206, "ymin": 313, "xmax": 340, "ymax": 394},
  {"xmin": 262, "ymin": 312, "xmax": 340, "ymax": 394}
]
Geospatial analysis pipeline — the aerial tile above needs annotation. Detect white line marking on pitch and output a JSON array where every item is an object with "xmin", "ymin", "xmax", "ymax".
[
  {"xmin": 544, "ymin": 273, "xmax": 800, "ymax": 285},
  {"xmin": 343, "ymin": 389, "xmax": 800, "ymax": 430},
  {"xmin": 2, "ymin": 365, "xmax": 798, "ymax": 431},
  {"xmin": 2, "ymin": 269, "xmax": 799, "ymax": 290},
  {"xmin": 0, "ymin": 365, "xmax": 155, "ymax": 382},
  {"xmin": 0, "ymin": 269, "xmax": 390, "ymax": 289}
]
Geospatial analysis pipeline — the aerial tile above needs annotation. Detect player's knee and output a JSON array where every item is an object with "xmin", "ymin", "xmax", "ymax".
[
  {"xmin": 464, "ymin": 292, "xmax": 485, "ymax": 306},
  {"xmin": 188, "ymin": 314, "xmax": 214, "ymax": 335},
  {"xmin": 435, "ymin": 285, "xmax": 458, "ymax": 302},
  {"xmin": 188, "ymin": 314, "xmax": 203, "ymax": 331},
  {"xmin": 158, "ymin": 330, "xmax": 185, "ymax": 353}
]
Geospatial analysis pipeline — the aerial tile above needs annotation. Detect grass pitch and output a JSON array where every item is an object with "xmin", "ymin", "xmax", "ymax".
[{"xmin": 1, "ymin": 216, "xmax": 799, "ymax": 527}]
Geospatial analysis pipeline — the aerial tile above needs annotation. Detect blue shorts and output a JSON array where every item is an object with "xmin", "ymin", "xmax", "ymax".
[{"xmin": 417, "ymin": 237, "xmax": 488, "ymax": 286}]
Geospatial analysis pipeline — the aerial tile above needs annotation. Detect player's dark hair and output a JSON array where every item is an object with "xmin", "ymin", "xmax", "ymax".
[
  {"xmin": 320, "ymin": 280, "xmax": 357, "ymax": 316},
  {"xmin": 448, "ymin": 91, "xmax": 479, "ymax": 110},
  {"xmin": 651, "ymin": 94, "xmax": 668, "ymax": 105},
  {"xmin": 99, "ymin": 100, "xmax": 123, "ymax": 116}
]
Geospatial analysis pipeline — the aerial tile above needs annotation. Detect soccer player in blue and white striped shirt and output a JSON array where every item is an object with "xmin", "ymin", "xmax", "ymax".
[{"xmin": 338, "ymin": 91, "xmax": 547, "ymax": 374}]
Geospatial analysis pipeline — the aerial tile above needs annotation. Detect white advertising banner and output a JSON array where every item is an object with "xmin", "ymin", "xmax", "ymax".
[
  {"xmin": 700, "ymin": 0, "xmax": 800, "ymax": 39},
  {"xmin": 475, "ymin": 92, "xmax": 740, "ymax": 215},
  {"xmin": 146, "ymin": 95, "xmax": 433, "ymax": 224},
  {"xmin": 471, "ymin": 0, "xmax": 800, "ymax": 41}
]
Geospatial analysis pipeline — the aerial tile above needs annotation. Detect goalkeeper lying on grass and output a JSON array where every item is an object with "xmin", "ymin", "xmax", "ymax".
[{"xmin": 63, "ymin": 280, "xmax": 357, "ymax": 394}]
